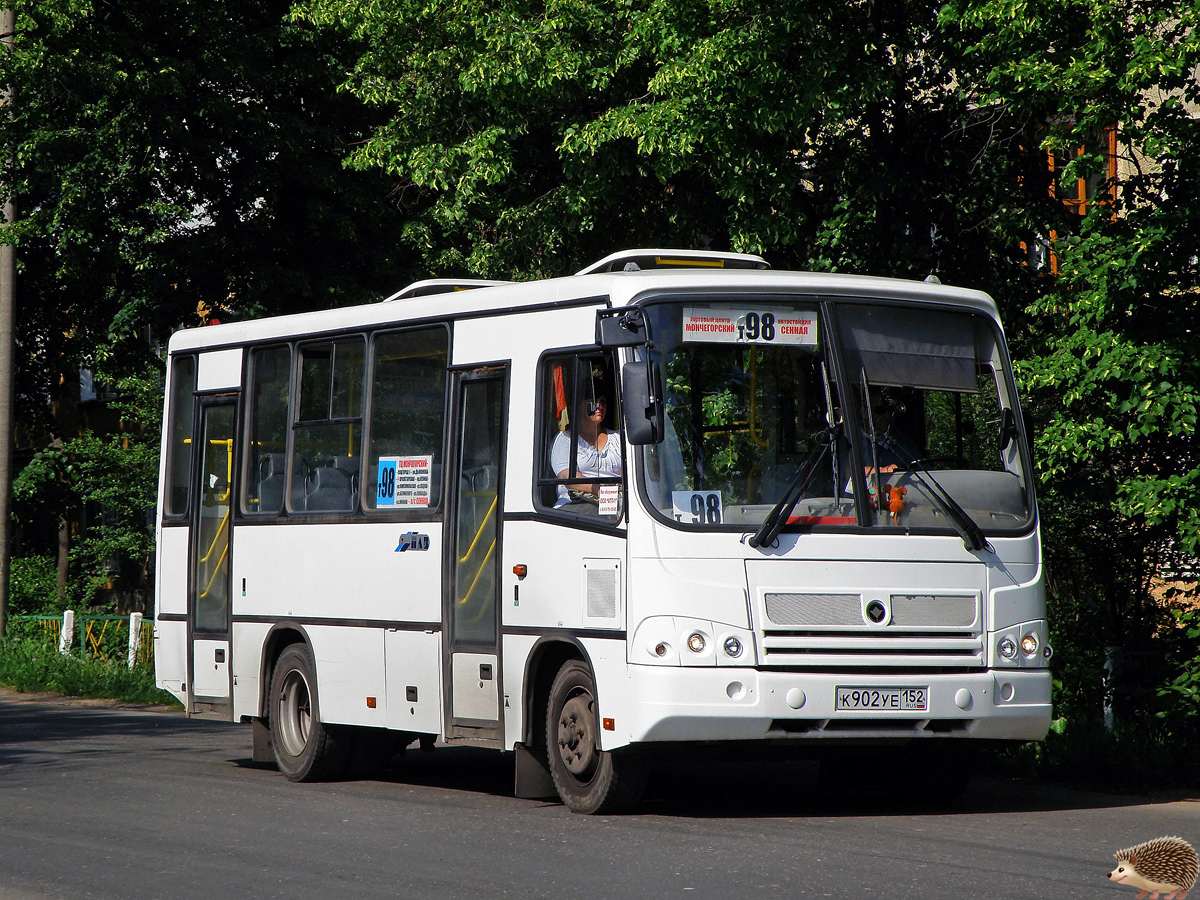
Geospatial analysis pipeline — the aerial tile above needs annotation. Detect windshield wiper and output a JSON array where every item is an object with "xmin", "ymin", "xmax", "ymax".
[
  {"xmin": 748, "ymin": 427, "xmax": 837, "ymax": 549},
  {"xmin": 894, "ymin": 446, "xmax": 989, "ymax": 552}
]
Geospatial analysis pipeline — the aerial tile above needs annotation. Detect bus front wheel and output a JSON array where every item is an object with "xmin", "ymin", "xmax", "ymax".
[
  {"xmin": 268, "ymin": 643, "xmax": 350, "ymax": 782},
  {"xmin": 546, "ymin": 660, "xmax": 646, "ymax": 814}
]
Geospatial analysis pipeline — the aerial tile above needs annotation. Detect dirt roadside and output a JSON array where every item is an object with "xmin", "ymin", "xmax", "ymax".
[{"xmin": 0, "ymin": 683, "xmax": 184, "ymax": 713}]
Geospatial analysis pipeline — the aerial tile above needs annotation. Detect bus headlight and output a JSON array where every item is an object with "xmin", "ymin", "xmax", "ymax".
[
  {"xmin": 630, "ymin": 617, "xmax": 755, "ymax": 666},
  {"xmin": 990, "ymin": 620, "xmax": 1050, "ymax": 667}
]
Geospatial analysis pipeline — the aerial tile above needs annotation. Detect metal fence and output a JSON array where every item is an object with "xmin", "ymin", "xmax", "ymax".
[{"xmin": 7, "ymin": 612, "xmax": 154, "ymax": 669}]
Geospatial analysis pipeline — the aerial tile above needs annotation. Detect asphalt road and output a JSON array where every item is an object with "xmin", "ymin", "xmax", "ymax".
[{"xmin": 1, "ymin": 689, "xmax": 1198, "ymax": 900}]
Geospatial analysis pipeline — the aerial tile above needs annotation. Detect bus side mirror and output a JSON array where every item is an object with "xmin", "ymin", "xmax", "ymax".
[
  {"xmin": 597, "ymin": 309, "xmax": 649, "ymax": 347},
  {"xmin": 621, "ymin": 361, "xmax": 664, "ymax": 445}
]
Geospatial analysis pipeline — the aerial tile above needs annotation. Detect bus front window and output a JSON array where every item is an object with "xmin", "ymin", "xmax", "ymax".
[
  {"xmin": 638, "ymin": 298, "xmax": 1033, "ymax": 537},
  {"xmin": 641, "ymin": 300, "xmax": 856, "ymax": 528},
  {"xmin": 838, "ymin": 302, "xmax": 1032, "ymax": 534}
]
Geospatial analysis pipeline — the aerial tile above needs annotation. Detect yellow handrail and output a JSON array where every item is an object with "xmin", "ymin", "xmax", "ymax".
[
  {"xmin": 457, "ymin": 541, "xmax": 497, "ymax": 611},
  {"xmin": 198, "ymin": 510, "xmax": 229, "ymax": 565},
  {"xmin": 457, "ymin": 494, "xmax": 497, "ymax": 565},
  {"xmin": 456, "ymin": 492, "xmax": 498, "ymax": 609},
  {"xmin": 199, "ymin": 541, "xmax": 230, "ymax": 600}
]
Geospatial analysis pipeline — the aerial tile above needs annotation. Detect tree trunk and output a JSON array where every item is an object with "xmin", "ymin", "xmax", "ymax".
[
  {"xmin": 0, "ymin": 8, "xmax": 17, "ymax": 637},
  {"xmin": 55, "ymin": 515, "xmax": 68, "ymax": 607}
]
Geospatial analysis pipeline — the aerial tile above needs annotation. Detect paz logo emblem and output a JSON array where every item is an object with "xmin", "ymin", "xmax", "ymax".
[{"xmin": 394, "ymin": 532, "xmax": 430, "ymax": 552}]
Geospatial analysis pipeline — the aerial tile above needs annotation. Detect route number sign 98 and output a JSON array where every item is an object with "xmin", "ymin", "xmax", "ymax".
[
  {"xmin": 672, "ymin": 491, "xmax": 723, "ymax": 525},
  {"xmin": 681, "ymin": 306, "xmax": 818, "ymax": 347}
]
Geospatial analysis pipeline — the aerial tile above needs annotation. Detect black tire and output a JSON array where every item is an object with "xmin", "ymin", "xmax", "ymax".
[
  {"xmin": 546, "ymin": 660, "xmax": 646, "ymax": 814},
  {"xmin": 268, "ymin": 643, "xmax": 350, "ymax": 782}
]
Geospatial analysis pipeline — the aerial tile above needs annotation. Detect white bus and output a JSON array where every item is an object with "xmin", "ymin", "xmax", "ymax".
[{"xmin": 155, "ymin": 249, "xmax": 1051, "ymax": 813}]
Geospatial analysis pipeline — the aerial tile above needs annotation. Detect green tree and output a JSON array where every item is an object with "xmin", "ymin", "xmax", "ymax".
[
  {"xmin": 12, "ymin": 363, "xmax": 162, "ymax": 610},
  {"xmin": 942, "ymin": 0, "xmax": 1200, "ymax": 730},
  {"xmin": 0, "ymin": 0, "xmax": 416, "ymax": 610}
]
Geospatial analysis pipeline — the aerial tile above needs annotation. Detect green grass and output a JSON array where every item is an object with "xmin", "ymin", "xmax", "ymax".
[{"xmin": 0, "ymin": 638, "xmax": 182, "ymax": 707}]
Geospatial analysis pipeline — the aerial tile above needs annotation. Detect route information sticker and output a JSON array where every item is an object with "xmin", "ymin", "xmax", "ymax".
[
  {"xmin": 682, "ymin": 306, "xmax": 818, "ymax": 346},
  {"xmin": 376, "ymin": 455, "xmax": 433, "ymax": 507},
  {"xmin": 598, "ymin": 484, "xmax": 621, "ymax": 517}
]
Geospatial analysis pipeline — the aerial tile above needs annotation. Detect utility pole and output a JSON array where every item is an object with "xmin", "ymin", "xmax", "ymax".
[{"xmin": 0, "ymin": 8, "xmax": 15, "ymax": 637}]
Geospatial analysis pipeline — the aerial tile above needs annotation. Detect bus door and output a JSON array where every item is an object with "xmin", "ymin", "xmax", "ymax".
[
  {"xmin": 188, "ymin": 395, "xmax": 237, "ymax": 718},
  {"xmin": 443, "ymin": 367, "xmax": 508, "ymax": 743}
]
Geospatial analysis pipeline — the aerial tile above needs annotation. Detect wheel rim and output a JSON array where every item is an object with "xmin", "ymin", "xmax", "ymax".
[
  {"xmin": 556, "ymin": 687, "xmax": 598, "ymax": 780},
  {"xmin": 276, "ymin": 667, "xmax": 312, "ymax": 757}
]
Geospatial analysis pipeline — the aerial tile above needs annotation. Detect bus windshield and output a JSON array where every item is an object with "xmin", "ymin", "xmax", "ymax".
[{"xmin": 637, "ymin": 297, "xmax": 1032, "ymax": 535}]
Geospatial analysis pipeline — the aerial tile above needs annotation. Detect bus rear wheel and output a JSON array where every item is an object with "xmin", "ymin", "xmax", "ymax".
[
  {"xmin": 546, "ymin": 660, "xmax": 646, "ymax": 814},
  {"xmin": 269, "ymin": 643, "xmax": 350, "ymax": 782}
]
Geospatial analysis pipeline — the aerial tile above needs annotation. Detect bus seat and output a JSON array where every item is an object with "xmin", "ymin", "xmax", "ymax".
[
  {"xmin": 330, "ymin": 455, "xmax": 359, "ymax": 477},
  {"xmin": 254, "ymin": 453, "xmax": 286, "ymax": 514},
  {"xmin": 330, "ymin": 456, "xmax": 360, "ymax": 506},
  {"xmin": 305, "ymin": 465, "xmax": 354, "ymax": 511}
]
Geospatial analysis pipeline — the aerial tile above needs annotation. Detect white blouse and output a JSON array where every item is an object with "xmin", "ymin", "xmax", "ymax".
[{"xmin": 550, "ymin": 429, "xmax": 622, "ymax": 507}]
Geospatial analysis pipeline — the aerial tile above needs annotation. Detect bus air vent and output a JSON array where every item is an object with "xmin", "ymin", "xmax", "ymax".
[
  {"xmin": 890, "ymin": 595, "xmax": 977, "ymax": 628},
  {"xmin": 574, "ymin": 248, "xmax": 770, "ymax": 276},
  {"xmin": 382, "ymin": 279, "xmax": 511, "ymax": 301},
  {"xmin": 584, "ymin": 562, "xmax": 618, "ymax": 619},
  {"xmin": 765, "ymin": 593, "xmax": 862, "ymax": 627}
]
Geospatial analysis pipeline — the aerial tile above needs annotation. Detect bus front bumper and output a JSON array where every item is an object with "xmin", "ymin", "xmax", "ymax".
[{"xmin": 609, "ymin": 666, "xmax": 1051, "ymax": 748}]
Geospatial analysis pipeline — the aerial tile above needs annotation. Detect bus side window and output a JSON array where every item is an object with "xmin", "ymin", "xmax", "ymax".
[
  {"xmin": 537, "ymin": 352, "xmax": 622, "ymax": 519},
  {"xmin": 290, "ymin": 339, "xmax": 364, "ymax": 513},
  {"xmin": 243, "ymin": 345, "xmax": 290, "ymax": 516},
  {"xmin": 163, "ymin": 354, "xmax": 196, "ymax": 518},
  {"xmin": 365, "ymin": 326, "xmax": 449, "ymax": 511}
]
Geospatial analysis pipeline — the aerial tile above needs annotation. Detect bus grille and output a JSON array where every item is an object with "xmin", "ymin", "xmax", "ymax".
[{"xmin": 760, "ymin": 592, "xmax": 983, "ymax": 668}]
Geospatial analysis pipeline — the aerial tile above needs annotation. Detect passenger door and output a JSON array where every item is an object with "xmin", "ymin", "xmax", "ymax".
[
  {"xmin": 443, "ymin": 367, "xmax": 507, "ymax": 744},
  {"xmin": 188, "ymin": 396, "xmax": 237, "ymax": 718}
]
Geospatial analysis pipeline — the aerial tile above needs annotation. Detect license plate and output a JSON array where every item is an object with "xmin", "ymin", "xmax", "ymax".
[{"xmin": 835, "ymin": 686, "xmax": 928, "ymax": 711}]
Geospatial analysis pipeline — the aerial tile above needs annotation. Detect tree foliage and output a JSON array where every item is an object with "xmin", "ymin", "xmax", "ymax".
[
  {"xmin": 0, "ymin": 0, "xmax": 413, "ymax": 416},
  {"xmin": 0, "ymin": 0, "xmax": 416, "ymax": 611},
  {"xmin": 294, "ymin": 0, "xmax": 1018, "ymax": 283},
  {"xmin": 942, "ymin": 0, "xmax": 1200, "ymax": 728},
  {"xmin": 12, "ymin": 363, "xmax": 161, "ymax": 609}
]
